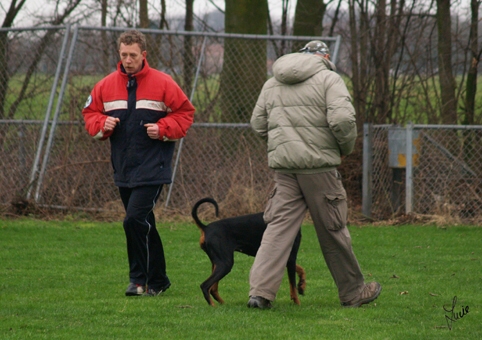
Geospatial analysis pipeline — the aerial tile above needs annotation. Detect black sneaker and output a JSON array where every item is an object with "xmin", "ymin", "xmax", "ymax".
[
  {"xmin": 143, "ymin": 282, "xmax": 171, "ymax": 297},
  {"xmin": 247, "ymin": 296, "xmax": 272, "ymax": 309},
  {"xmin": 125, "ymin": 283, "xmax": 146, "ymax": 296}
]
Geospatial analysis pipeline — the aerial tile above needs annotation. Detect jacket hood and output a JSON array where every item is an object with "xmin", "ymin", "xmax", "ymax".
[{"xmin": 273, "ymin": 53, "xmax": 336, "ymax": 85}]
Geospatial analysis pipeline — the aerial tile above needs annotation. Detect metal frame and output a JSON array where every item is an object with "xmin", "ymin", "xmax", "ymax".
[
  {"xmin": 25, "ymin": 25, "xmax": 71, "ymax": 200},
  {"xmin": 363, "ymin": 123, "xmax": 482, "ymax": 218},
  {"xmin": 2, "ymin": 25, "xmax": 342, "ymax": 207}
]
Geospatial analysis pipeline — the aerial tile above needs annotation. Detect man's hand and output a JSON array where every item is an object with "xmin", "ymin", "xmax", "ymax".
[
  {"xmin": 144, "ymin": 123, "xmax": 160, "ymax": 140},
  {"xmin": 104, "ymin": 117, "xmax": 120, "ymax": 131}
]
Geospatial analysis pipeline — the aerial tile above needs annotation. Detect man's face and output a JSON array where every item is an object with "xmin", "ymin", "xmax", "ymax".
[{"xmin": 119, "ymin": 43, "xmax": 146, "ymax": 75}]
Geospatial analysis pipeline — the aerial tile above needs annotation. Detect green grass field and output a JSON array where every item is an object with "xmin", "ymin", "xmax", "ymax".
[{"xmin": 1, "ymin": 218, "xmax": 481, "ymax": 339}]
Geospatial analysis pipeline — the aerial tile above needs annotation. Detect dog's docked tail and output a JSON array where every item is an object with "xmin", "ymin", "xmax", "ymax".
[{"xmin": 191, "ymin": 197, "xmax": 219, "ymax": 230}]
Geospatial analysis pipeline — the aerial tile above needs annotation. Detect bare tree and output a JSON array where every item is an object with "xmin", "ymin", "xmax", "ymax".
[
  {"xmin": 461, "ymin": 0, "xmax": 481, "ymax": 164},
  {"xmin": 1, "ymin": 0, "xmax": 27, "ymax": 27},
  {"xmin": 436, "ymin": 0, "xmax": 457, "ymax": 123},
  {"xmin": 159, "ymin": 0, "xmax": 169, "ymax": 30},
  {"xmin": 0, "ymin": 0, "xmax": 82, "ymax": 119},
  {"xmin": 327, "ymin": 0, "xmax": 343, "ymax": 37},
  {"xmin": 183, "ymin": 0, "xmax": 195, "ymax": 96},
  {"xmin": 344, "ymin": 0, "xmax": 462, "ymax": 126},
  {"xmin": 100, "ymin": 0, "xmax": 110, "ymax": 73},
  {"xmin": 267, "ymin": 0, "xmax": 291, "ymax": 56},
  {"xmin": 370, "ymin": 0, "xmax": 404, "ymax": 124},
  {"xmin": 138, "ymin": 0, "xmax": 157, "ymax": 72},
  {"xmin": 347, "ymin": 0, "xmax": 369, "ymax": 128},
  {"xmin": 111, "ymin": 0, "xmax": 136, "ymax": 27},
  {"xmin": 463, "ymin": 0, "xmax": 482, "ymax": 125},
  {"xmin": 139, "ymin": 0, "xmax": 149, "ymax": 27},
  {"xmin": 292, "ymin": 0, "xmax": 328, "ymax": 51},
  {"xmin": 0, "ymin": 0, "xmax": 27, "ymax": 119}
]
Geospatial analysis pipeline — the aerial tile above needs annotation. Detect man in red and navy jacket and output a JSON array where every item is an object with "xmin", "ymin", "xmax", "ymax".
[{"xmin": 82, "ymin": 30, "xmax": 195, "ymax": 297}]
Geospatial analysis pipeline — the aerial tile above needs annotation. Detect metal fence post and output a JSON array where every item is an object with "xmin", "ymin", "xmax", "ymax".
[
  {"xmin": 34, "ymin": 25, "xmax": 79, "ymax": 202},
  {"xmin": 27, "ymin": 25, "xmax": 71, "ymax": 200},
  {"xmin": 362, "ymin": 123, "xmax": 373, "ymax": 217},
  {"xmin": 405, "ymin": 122, "xmax": 413, "ymax": 214}
]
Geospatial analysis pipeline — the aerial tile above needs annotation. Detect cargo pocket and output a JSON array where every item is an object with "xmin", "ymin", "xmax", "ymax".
[
  {"xmin": 263, "ymin": 187, "xmax": 277, "ymax": 224},
  {"xmin": 324, "ymin": 192, "xmax": 347, "ymax": 231}
]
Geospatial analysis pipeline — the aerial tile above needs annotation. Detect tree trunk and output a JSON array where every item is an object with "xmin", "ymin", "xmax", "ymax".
[
  {"xmin": 101, "ymin": 0, "xmax": 110, "ymax": 74},
  {"xmin": 0, "ymin": 0, "xmax": 28, "ymax": 119},
  {"xmin": 0, "ymin": 32, "xmax": 9, "ymax": 119},
  {"xmin": 139, "ymin": 0, "xmax": 149, "ymax": 28},
  {"xmin": 280, "ymin": 0, "xmax": 289, "ymax": 54},
  {"xmin": 183, "ymin": 0, "xmax": 195, "ymax": 96},
  {"xmin": 372, "ymin": 0, "xmax": 389, "ymax": 124},
  {"xmin": 159, "ymin": 0, "xmax": 169, "ymax": 29},
  {"xmin": 372, "ymin": 0, "xmax": 402, "ymax": 124},
  {"xmin": 463, "ymin": 0, "xmax": 480, "ymax": 126},
  {"xmin": 292, "ymin": 0, "xmax": 326, "ymax": 51},
  {"xmin": 462, "ymin": 0, "xmax": 481, "ymax": 165},
  {"xmin": 436, "ymin": 0, "xmax": 457, "ymax": 124},
  {"xmin": 220, "ymin": 0, "xmax": 268, "ymax": 123},
  {"xmin": 348, "ymin": 0, "xmax": 369, "ymax": 128}
]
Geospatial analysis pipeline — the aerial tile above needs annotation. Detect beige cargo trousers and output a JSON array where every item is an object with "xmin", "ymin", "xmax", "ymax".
[{"xmin": 249, "ymin": 170, "xmax": 365, "ymax": 303}]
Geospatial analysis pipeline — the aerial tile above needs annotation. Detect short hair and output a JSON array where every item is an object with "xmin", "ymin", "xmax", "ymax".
[{"xmin": 118, "ymin": 30, "xmax": 147, "ymax": 52}]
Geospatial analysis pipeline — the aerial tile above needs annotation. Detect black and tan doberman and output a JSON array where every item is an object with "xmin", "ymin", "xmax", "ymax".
[{"xmin": 191, "ymin": 197, "xmax": 306, "ymax": 306}]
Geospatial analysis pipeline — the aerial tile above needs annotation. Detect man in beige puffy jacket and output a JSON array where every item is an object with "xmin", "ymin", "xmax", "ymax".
[{"xmin": 248, "ymin": 40, "xmax": 381, "ymax": 309}]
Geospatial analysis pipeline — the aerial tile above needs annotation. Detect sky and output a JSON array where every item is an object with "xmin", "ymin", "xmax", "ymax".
[
  {"xmin": 1, "ymin": 0, "xmax": 475, "ymax": 28},
  {"xmin": 167, "ymin": 0, "xmax": 295, "ymax": 18},
  {"xmin": 1, "ymin": 0, "xmax": 297, "ymax": 27}
]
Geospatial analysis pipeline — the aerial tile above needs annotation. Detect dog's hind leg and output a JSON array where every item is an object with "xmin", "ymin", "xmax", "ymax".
[
  {"xmin": 287, "ymin": 263, "xmax": 301, "ymax": 305},
  {"xmin": 296, "ymin": 264, "xmax": 306, "ymax": 295},
  {"xmin": 200, "ymin": 259, "xmax": 233, "ymax": 306},
  {"xmin": 286, "ymin": 229, "xmax": 303, "ymax": 304},
  {"xmin": 209, "ymin": 281, "xmax": 222, "ymax": 304},
  {"xmin": 200, "ymin": 263, "xmax": 218, "ymax": 306},
  {"xmin": 287, "ymin": 264, "xmax": 306, "ymax": 304}
]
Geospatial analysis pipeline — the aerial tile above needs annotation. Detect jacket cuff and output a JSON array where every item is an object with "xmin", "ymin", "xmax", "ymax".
[{"xmin": 93, "ymin": 129, "xmax": 104, "ymax": 140}]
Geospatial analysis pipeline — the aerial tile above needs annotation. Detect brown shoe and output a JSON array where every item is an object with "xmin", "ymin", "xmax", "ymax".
[
  {"xmin": 341, "ymin": 282, "xmax": 382, "ymax": 308},
  {"xmin": 247, "ymin": 296, "xmax": 273, "ymax": 309}
]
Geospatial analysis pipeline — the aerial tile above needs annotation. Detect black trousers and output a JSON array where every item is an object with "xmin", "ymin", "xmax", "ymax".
[{"xmin": 119, "ymin": 185, "xmax": 170, "ymax": 289}]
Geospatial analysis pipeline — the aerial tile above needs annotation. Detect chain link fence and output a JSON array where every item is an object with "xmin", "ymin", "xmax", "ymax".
[
  {"xmin": 0, "ymin": 25, "xmax": 341, "ymax": 219},
  {"xmin": 0, "ymin": 26, "xmax": 72, "ymax": 212},
  {"xmin": 363, "ymin": 124, "xmax": 482, "ymax": 223}
]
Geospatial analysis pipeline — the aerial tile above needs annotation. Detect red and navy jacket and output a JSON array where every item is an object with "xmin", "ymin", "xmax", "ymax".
[{"xmin": 82, "ymin": 59, "xmax": 195, "ymax": 187}]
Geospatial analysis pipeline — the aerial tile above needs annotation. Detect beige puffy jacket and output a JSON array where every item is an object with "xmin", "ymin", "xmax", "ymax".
[{"xmin": 250, "ymin": 52, "xmax": 357, "ymax": 174}]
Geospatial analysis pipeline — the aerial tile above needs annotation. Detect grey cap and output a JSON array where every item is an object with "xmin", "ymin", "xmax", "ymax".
[{"xmin": 299, "ymin": 40, "xmax": 330, "ymax": 55}]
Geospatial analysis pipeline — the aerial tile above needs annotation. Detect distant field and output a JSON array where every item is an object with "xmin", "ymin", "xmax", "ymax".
[
  {"xmin": 4, "ymin": 69, "xmax": 482, "ymax": 123},
  {"xmin": 3, "ymin": 74, "xmax": 102, "ymax": 120}
]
